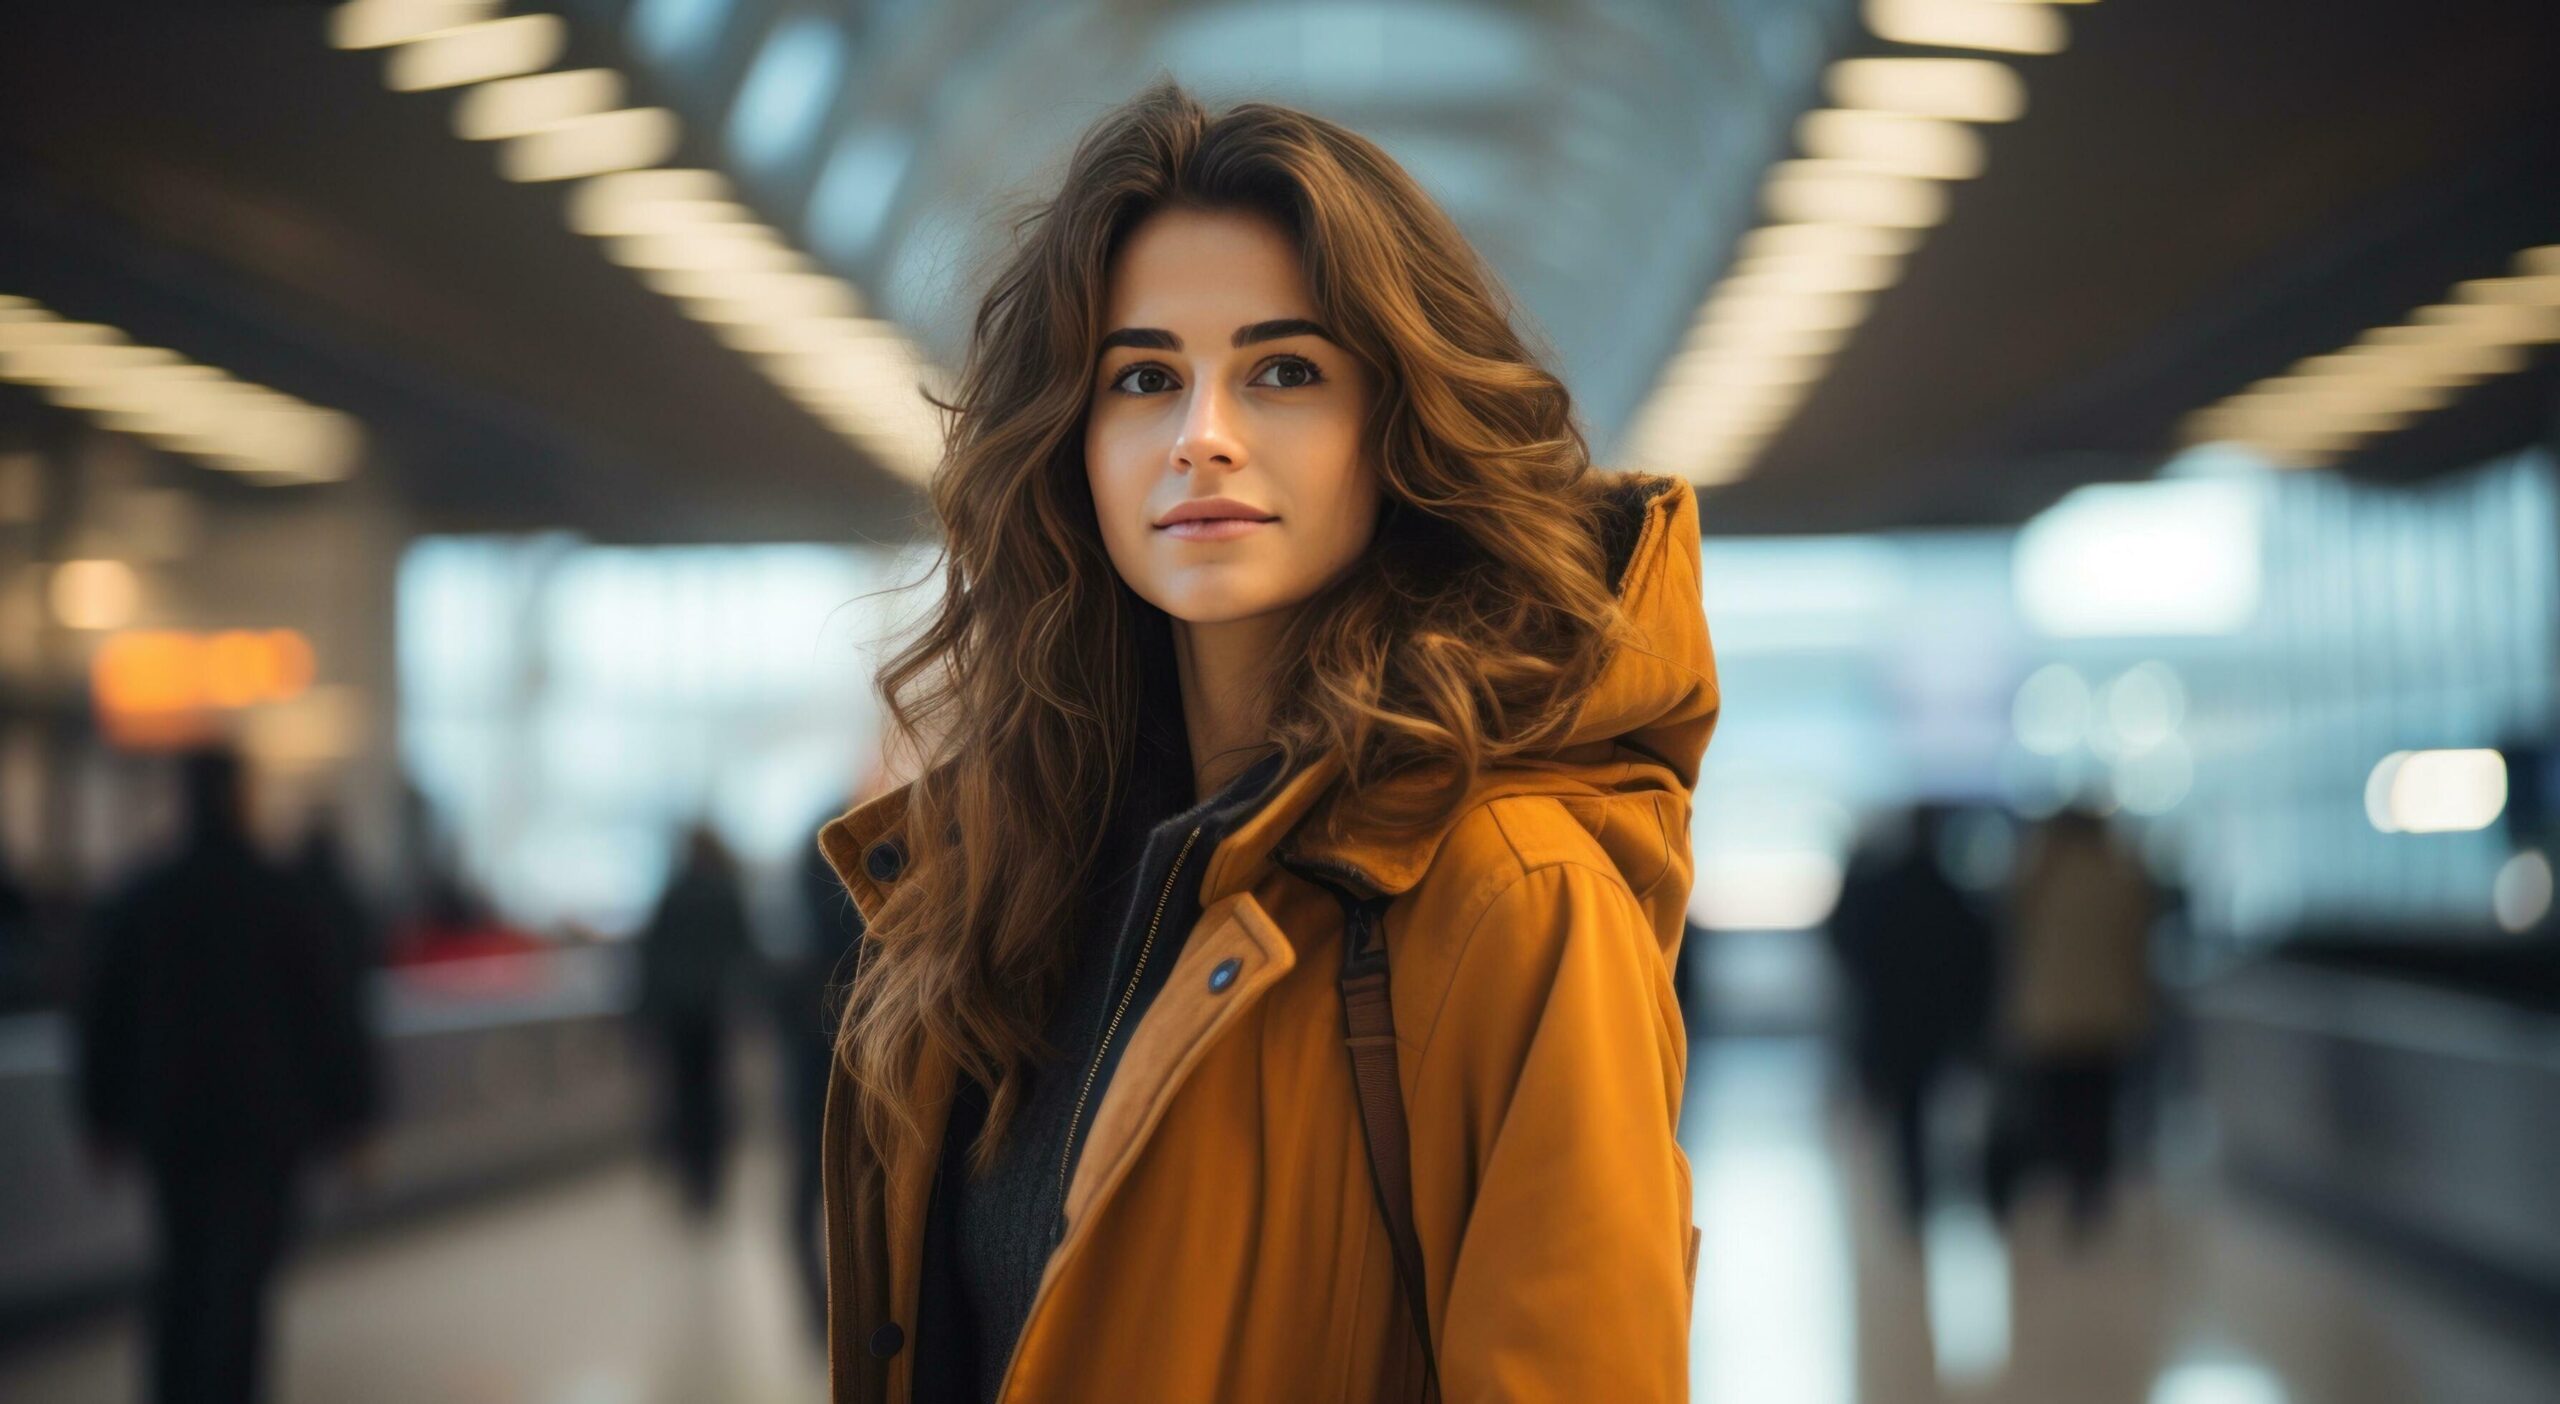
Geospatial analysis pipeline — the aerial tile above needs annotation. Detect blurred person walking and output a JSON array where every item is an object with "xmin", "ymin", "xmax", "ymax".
[
  {"xmin": 1987, "ymin": 805, "xmax": 2156, "ymax": 1234},
  {"xmin": 76, "ymin": 744, "xmax": 379, "ymax": 1404},
  {"xmin": 0, "ymin": 829, "xmax": 39, "ymax": 1012},
  {"xmin": 295, "ymin": 814, "xmax": 384, "ymax": 1072},
  {"xmin": 636, "ymin": 822, "xmax": 756, "ymax": 1218},
  {"xmin": 1826, "ymin": 804, "xmax": 1998, "ymax": 1230}
]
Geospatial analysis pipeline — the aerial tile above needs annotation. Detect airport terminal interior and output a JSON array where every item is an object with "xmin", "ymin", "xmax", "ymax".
[{"xmin": 3, "ymin": 1, "xmax": 2558, "ymax": 1401}]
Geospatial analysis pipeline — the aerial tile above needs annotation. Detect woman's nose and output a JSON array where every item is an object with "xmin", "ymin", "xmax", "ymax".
[{"xmin": 1172, "ymin": 381, "xmax": 1244, "ymax": 472}]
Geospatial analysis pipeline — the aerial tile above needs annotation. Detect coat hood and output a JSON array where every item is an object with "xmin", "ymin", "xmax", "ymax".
[{"xmin": 818, "ymin": 471, "xmax": 1718, "ymax": 915}]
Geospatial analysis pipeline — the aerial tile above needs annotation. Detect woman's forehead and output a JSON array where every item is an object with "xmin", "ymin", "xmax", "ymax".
[{"xmin": 1102, "ymin": 206, "xmax": 1317, "ymax": 331}]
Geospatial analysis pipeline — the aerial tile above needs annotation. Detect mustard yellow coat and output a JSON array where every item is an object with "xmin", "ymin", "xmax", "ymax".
[{"xmin": 816, "ymin": 474, "xmax": 1720, "ymax": 1403}]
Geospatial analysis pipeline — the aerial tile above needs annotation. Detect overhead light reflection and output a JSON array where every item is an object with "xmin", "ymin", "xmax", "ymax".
[
  {"xmin": 1664, "ymin": 354, "xmax": 1832, "ymax": 389},
  {"xmin": 2368, "ymin": 749, "xmax": 2507, "ymax": 835},
  {"xmin": 1864, "ymin": 0, "xmax": 2068, "ymax": 56},
  {"xmin": 564, "ymin": 168, "xmax": 737, "ymax": 236},
  {"xmin": 2186, "ymin": 239, "xmax": 2560, "ymax": 463},
  {"xmin": 1702, "ymin": 287, "xmax": 1874, "ymax": 333},
  {"xmin": 0, "ymin": 318, "xmax": 119, "ymax": 352},
  {"xmin": 606, "ymin": 226, "xmax": 800, "ymax": 275},
  {"xmin": 1726, "ymin": 251, "xmax": 1906, "ymax": 294},
  {"xmin": 335, "ymin": 0, "xmax": 943, "ymax": 487},
  {"xmin": 1682, "ymin": 319, "xmax": 1855, "ymax": 359},
  {"xmin": 2404, "ymin": 303, "xmax": 2560, "ymax": 343},
  {"xmin": 712, "ymin": 315, "xmax": 895, "ymax": 357},
  {"xmin": 668, "ymin": 272, "xmax": 864, "ymax": 323},
  {"xmin": 1826, "ymin": 57, "xmax": 2028, "ymax": 123},
  {"xmin": 1763, "ymin": 160, "xmax": 1949, "ymax": 228},
  {"xmin": 2453, "ymin": 274, "xmax": 2560, "ymax": 306},
  {"xmin": 328, "ymin": 0, "xmax": 498, "ymax": 51},
  {"xmin": 382, "ymin": 14, "xmax": 565, "ymax": 91},
  {"xmin": 0, "ymin": 295, "xmax": 361, "ymax": 482},
  {"xmin": 499, "ymin": 107, "xmax": 682, "ymax": 182},
  {"xmin": 2147, "ymin": 1357, "xmax": 2289, "ymax": 1404},
  {"xmin": 1741, "ymin": 223, "xmax": 1921, "ymax": 260},
  {"xmin": 10, "ymin": 341, "xmax": 181, "ymax": 386},
  {"xmin": 1625, "ymin": 22, "xmax": 2055, "ymax": 483},
  {"xmin": 52, "ymin": 560, "xmax": 142, "ymax": 631},
  {"xmin": 453, "ymin": 68, "xmax": 624, "ymax": 141},
  {"xmin": 1797, "ymin": 108, "xmax": 1985, "ymax": 180}
]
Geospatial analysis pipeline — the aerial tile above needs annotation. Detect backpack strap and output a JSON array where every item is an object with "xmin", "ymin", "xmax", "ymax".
[{"xmin": 1335, "ymin": 887, "xmax": 1441, "ymax": 1402}]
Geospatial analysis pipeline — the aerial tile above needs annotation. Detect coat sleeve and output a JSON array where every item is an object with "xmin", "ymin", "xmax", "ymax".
[{"xmin": 1410, "ymin": 859, "xmax": 1695, "ymax": 1402}]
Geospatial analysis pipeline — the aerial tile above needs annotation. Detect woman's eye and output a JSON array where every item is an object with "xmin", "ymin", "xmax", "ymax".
[
  {"xmin": 1111, "ymin": 357, "xmax": 1320, "ymax": 395},
  {"xmin": 1251, "ymin": 356, "xmax": 1322, "ymax": 389},
  {"xmin": 1112, "ymin": 365, "xmax": 1177, "ymax": 395}
]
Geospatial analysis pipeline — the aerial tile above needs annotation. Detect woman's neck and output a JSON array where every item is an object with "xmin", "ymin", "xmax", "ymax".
[{"xmin": 1167, "ymin": 611, "xmax": 1290, "ymax": 800}]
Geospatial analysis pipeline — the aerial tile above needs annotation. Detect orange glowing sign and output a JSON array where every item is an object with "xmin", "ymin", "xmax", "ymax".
[{"xmin": 92, "ymin": 629, "xmax": 317, "ymax": 748}]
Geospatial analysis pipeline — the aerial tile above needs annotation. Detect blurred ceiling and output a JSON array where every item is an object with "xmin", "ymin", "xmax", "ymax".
[
  {"xmin": 1711, "ymin": 0, "xmax": 2560, "ymax": 532},
  {"xmin": 0, "ymin": 2, "xmax": 923, "ymax": 542},
  {"xmin": 0, "ymin": 0, "xmax": 2553, "ymax": 540}
]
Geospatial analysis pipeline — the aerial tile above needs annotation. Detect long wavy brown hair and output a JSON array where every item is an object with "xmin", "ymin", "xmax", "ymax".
[{"xmin": 840, "ymin": 81, "xmax": 1633, "ymax": 1169}]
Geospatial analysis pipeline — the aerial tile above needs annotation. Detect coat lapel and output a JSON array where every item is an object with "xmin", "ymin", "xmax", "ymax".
[{"xmin": 1054, "ymin": 891, "xmax": 1298, "ymax": 1250}]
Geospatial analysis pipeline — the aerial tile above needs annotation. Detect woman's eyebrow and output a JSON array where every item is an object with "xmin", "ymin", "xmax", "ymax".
[
  {"xmin": 1098, "ymin": 327, "xmax": 1179, "ymax": 353},
  {"xmin": 1232, "ymin": 318, "xmax": 1334, "ymax": 347},
  {"xmin": 1095, "ymin": 318, "xmax": 1337, "ymax": 355}
]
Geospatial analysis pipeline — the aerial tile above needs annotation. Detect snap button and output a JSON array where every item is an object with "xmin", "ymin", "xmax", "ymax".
[
  {"xmin": 867, "ymin": 1321, "xmax": 904, "ymax": 1358},
  {"xmin": 1208, "ymin": 957, "xmax": 1242, "ymax": 993},
  {"xmin": 864, "ymin": 839, "xmax": 907, "ymax": 883}
]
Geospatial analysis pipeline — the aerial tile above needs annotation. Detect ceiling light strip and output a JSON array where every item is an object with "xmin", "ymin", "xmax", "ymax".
[
  {"xmin": 0, "ymin": 294, "xmax": 364, "ymax": 482},
  {"xmin": 2181, "ymin": 242, "xmax": 2560, "ymax": 468},
  {"xmin": 1623, "ymin": 0, "xmax": 2092, "ymax": 487},
  {"xmin": 327, "ymin": 0, "xmax": 944, "ymax": 484}
]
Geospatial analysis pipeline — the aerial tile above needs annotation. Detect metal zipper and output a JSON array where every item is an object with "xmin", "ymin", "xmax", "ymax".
[{"xmin": 1056, "ymin": 823, "xmax": 1204, "ymax": 1216}]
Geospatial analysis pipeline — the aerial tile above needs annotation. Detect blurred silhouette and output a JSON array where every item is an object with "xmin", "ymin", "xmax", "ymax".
[
  {"xmin": 0, "ymin": 829, "xmax": 38, "ymax": 1013},
  {"xmin": 1671, "ymin": 913, "xmax": 1710, "ymax": 1034},
  {"xmin": 294, "ymin": 816, "xmax": 377, "ymax": 968},
  {"xmin": 75, "ymin": 744, "xmax": 378, "ymax": 1404},
  {"xmin": 774, "ymin": 802, "xmax": 866, "ymax": 1343},
  {"xmin": 1826, "ymin": 803, "xmax": 1998, "ymax": 1230},
  {"xmin": 635, "ymin": 822, "xmax": 756, "ymax": 1218},
  {"xmin": 295, "ymin": 815, "xmax": 383, "ymax": 1071},
  {"xmin": 1987, "ymin": 804, "xmax": 2157, "ymax": 1235}
]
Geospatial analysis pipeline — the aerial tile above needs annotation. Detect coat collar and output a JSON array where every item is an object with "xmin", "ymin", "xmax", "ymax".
[{"xmin": 817, "ymin": 471, "xmax": 1713, "ymax": 919}]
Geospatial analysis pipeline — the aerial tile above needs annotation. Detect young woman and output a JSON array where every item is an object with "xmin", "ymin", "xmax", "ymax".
[{"xmin": 815, "ymin": 83, "xmax": 1720, "ymax": 1404}]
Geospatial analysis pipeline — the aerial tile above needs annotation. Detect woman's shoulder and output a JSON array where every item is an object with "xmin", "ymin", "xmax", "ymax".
[
  {"xmin": 1433, "ymin": 792, "xmax": 1627, "ymax": 888},
  {"xmin": 1395, "ymin": 793, "xmax": 1652, "ymax": 949},
  {"xmin": 1381, "ymin": 795, "xmax": 1674, "ymax": 1065}
]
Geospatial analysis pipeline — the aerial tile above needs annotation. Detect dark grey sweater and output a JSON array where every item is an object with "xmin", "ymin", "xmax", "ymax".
[{"xmin": 908, "ymin": 703, "xmax": 1286, "ymax": 1404}]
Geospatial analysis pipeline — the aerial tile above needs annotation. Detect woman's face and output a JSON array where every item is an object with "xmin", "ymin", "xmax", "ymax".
[{"xmin": 1085, "ymin": 205, "xmax": 1381, "ymax": 628}]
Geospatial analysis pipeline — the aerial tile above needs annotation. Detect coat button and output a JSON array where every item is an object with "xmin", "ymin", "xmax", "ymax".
[
  {"xmin": 864, "ymin": 839, "xmax": 907, "ymax": 883},
  {"xmin": 867, "ymin": 1321, "xmax": 904, "ymax": 1358},
  {"xmin": 1208, "ymin": 957, "xmax": 1242, "ymax": 993}
]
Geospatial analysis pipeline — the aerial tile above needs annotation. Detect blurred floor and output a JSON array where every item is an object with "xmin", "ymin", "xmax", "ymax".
[
  {"xmin": 0, "ymin": 1141, "xmax": 826, "ymax": 1404},
  {"xmin": 6, "ymin": 1038, "xmax": 2558, "ymax": 1403},
  {"xmin": 1688, "ymin": 1036, "xmax": 2560, "ymax": 1404}
]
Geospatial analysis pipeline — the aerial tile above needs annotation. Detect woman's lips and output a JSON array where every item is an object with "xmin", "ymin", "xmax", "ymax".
[{"xmin": 1157, "ymin": 517, "xmax": 1275, "ymax": 541}]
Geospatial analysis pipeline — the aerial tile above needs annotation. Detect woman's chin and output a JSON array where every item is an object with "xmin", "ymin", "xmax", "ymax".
[{"xmin": 1150, "ymin": 578, "xmax": 1306, "ymax": 628}]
